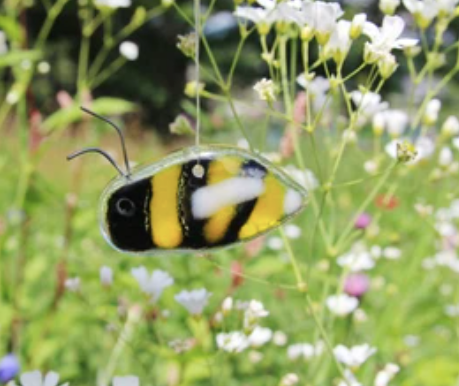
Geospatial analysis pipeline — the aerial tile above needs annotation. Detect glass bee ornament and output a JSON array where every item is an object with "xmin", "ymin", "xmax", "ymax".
[{"xmin": 67, "ymin": 108, "xmax": 309, "ymax": 255}]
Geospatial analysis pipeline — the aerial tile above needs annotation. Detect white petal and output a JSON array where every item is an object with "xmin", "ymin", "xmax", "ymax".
[
  {"xmin": 113, "ymin": 375, "xmax": 139, "ymax": 386},
  {"xmin": 44, "ymin": 372, "xmax": 59, "ymax": 386},
  {"xmin": 21, "ymin": 371, "xmax": 43, "ymax": 386},
  {"xmin": 393, "ymin": 38, "xmax": 418, "ymax": 49}
]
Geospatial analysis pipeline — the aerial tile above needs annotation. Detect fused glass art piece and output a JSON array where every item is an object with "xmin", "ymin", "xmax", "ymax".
[{"xmin": 98, "ymin": 145, "xmax": 308, "ymax": 254}]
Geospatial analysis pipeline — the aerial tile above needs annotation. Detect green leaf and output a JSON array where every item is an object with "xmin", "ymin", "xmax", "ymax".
[
  {"xmin": 0, "ymin": 16, "xmax": 22, "ymax": 42},
  {"xmin": 42, "ymin": 97, "xmax": 137, "ymax": 133},
  {"xmin": 0, "ymin": 50, "xmax": 41, "ymax": 68}
]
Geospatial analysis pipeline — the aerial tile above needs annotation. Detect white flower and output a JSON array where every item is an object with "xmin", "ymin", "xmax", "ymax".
[
  {"xmin": 0, "ymin": 31, "xmax": 8, "ymax": 55},
  {"xmin": 283, "ymin": 165, "xmax": 319, "ymax": 190},
  {"xmin": 131, "ymin": 267, "xmax": 174, "ymax": 302},
  {"xmin": 436, "ymin": 0, "xmax": 459, "ymax": 15},
  {"xmin": 234, "ymin": 6, "xmax": 278, "ymax": 32},
  {"xmin": 20, "ymin": 371, "xmax": 69, "ymax": 386},
  {"xmin": 295, "ymin": 1, "xmax": 344, "ymax": 44},
  {"xmin": 350, "ymin": 91, "xmax": 389, "ymax": 121},
  {"xmin": 297, "ymin": 74, "xmax": 330, "ymax": 112},
  {"xmin": 338, "ymin": 369, "xmax": 363, "ymax": 386},
  {"xmin": 383, "ymin": 246, "xmax": 402, "ymax": 259},
  {"xmin": 350, "ymin": 13, "xmax": 367, "ymax": 39},
  {"xmin": 216, "ymin": 331, "xmax": 249, "ymax": 353},
  {"xmin": 244, "ymin": 300, "xmax": 269, "ymax": 330},
  {"xmin": 64, "ymin": 277, "xmax": 80, "ymax": 292},
  {"xmin": 267, "ymin": 236, "xmax": 283, "ymax": 250},
  {"xmin": 333, "ymin": 344, "xmax": 377, "ymax": 368},
  {"xmin": 324, "ymin": 20, "xmax": 352, "ymax": 63},
  {"xmin": 222, "ymin": 297, "xmax": 233, "ymax": 313},
  {"xmin": 326, "ymin": 294, "xmax": 359, "ymax": 316},
  {"xmin": 100, "ymin": 266, "xmax": 113, "ymax": 286},
  {"xmin": 280, "ymin": 373, "xmax": 299, "ymax": 386},
  {"xmin": 376, "ymin": 110, "xmax": 408, "ymax": 138},
  {"xmin": 445, "ymin": 304, "xmax": 459, "ymax": 317},
  {"xmin": 254, "ymin": 78, "xmax": 276, "ymax": 102},
  {"xmin": 364, "ymin": 160, "xmax": 379, "ymax": 174},
  {"xmin": 337, "ymin": 244, "xmax": 375, "ymax": 271},
  {"xmin": 379, "ymin": 0, "xmax": 401, "ymax": 14},
  {"xmin": 439, "ymin": 147, "xmax": 454, "ymax": 167},
  {"xmin": 112, "ymin": 376, "xmax": 139, "ymax": 386},
  {"xmin": 95, "ymin": 0, "xmax": 131, "ymax": 8},
  {"xmin": 441, "ymin": 116, "xmax": 459, "ymax": 137},
  {"xmin": 403, "ymin": 0, "xmax": 438, "ymax": 27},
  {"xmin": 119, "ymin": 41, "xmax": 139, "ymax": 61},
  {"xmin": 174, "ymin": 288, "xmax": 212, "ymax": 315},
  {"xmin": 284, "ymin": 224, "xmax": 302, "ymax": 239},
  {"xmin": 363, "ymin": 16, "xmax": 418, "ymax": 62},
  {"xmin": 273, "ymin": 330, "xmax": 288, "ymax": 346},
  {"xmin": 374, "ymin": 363, "xmax": 400, "ymax": 386},
  {"xmin": 423, "ymin": 98, "xmax": 441, "ymax": 125},
  {"xmin": 248, "ymin": 326, "xmax": 273, "ymax": 347}
]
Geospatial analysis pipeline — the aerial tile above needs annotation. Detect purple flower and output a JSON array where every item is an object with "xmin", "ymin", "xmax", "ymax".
[
  {"xmin": 344, "ymin": 273, "xmax": 370, "ymax": 298},
  {"xmin": 354, "ymin": 212, "xmax": 372, "ymax": 229},
  {"xmin": 0, "ymin": 354, "xmax": 20, "ymax": 383}
]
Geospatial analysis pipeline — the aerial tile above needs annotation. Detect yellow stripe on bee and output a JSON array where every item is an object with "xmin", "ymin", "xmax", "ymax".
[
  {"xmin": 150, "ymin": 165, "xmax": 183, "ymax": 248},
  {"xmin": 239, "ymin": 174, "xmax": 285, "ymax": 240},
  {"xmin": 204, "ymin": 157, "xmax": 242, "ymax": 243}
]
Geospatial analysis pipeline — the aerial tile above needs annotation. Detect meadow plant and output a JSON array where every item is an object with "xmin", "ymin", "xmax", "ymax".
[{"xmin": 1, "ymin": 0, "xmax": 459, "ymax": 385}]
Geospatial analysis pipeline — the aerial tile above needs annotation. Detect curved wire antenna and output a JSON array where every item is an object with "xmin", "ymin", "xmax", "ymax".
[
  {"xmin": 67, "ymin": 148, "xmax": 127, "ymax": 178},
  {"xmin": 79, "ymin": 106, "xmax": 131, "ymax": 177}
]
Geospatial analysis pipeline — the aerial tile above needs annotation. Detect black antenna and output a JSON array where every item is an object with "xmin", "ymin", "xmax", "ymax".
[
  {"xmin": 66, "ymin": 107, "xmax": 131, "ymax": 179},
  {"xmin": 67, "ymin": 147, "xmax": 127, "ymax": 178}
]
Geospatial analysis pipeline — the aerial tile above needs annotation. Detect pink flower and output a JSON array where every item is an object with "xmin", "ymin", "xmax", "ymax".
[
  {"xmin": 344, "ymin": 273, "xmax": 370, "ymax": 298},
  {"xmin": 354, "ymin": 212, "xmax": 372, "ymax": 229}
]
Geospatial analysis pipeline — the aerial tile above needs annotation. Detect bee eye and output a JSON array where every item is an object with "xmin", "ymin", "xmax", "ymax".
[{"xmin": 116, "ymin": 198, "xmax": 136, "ymax": 217}]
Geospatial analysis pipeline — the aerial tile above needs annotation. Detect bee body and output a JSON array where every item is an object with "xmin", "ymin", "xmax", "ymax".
[{"xmin": 100, "ymin": 146, "xmax": 308, "ymax": 254}]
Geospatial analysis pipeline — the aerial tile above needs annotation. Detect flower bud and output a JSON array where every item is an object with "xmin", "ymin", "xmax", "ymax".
[
  {"xmin": 161, "ymin": 0, "xmax": 174, "ymax": 7},
  {"xmin": 379, "ymin": 0, "xmax": 400, "ymax": 15},
  {"xmin": 403, "ymin": 45, "xmax": 422, "ymax": 58},
  {"xmin": 177, "ymin": 33, "xmax": 196, "ymax": 58},
  {"xmin": 378, "ymin": 54, "xmax": 398, "ymax": 79},
  {"xmin": 253, "ymin": 78, "xmax": 276, "ymax": 103},
  {"xmin": 185, "ymin": 81, "xmax": 205, "ymax": 97},
  {"xmin": 300, "ymin": 26, "xmax": 314, "ymax": 41},
  {"xmin": 350, "ymin": 14, "xmax": 366, "ymax": 39}
]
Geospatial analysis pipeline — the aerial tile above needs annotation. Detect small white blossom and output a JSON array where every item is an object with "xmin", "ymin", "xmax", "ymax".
[
  {"xmin": 95, "ymin": 0, "xmax": 131, "ymax": 8},
  {"xmin": 267, "ymin": 236, "xmax": 283, "ymax": 250},
  {"xmin": 273, "ymin": 330, "xmax": 288, "ymax": 346},
  {"xmin": 222, "ymin": 297, "xmax": 233, "ymax": 313},
  {"xmin": 441, "ymin": 116, "xmax": 459, "ymax": 137},
  {"xmin": 247, "ymin": 326, "xmax": 273, "ymax": 347},
  {"xmin": 383, "ymin": 246, "xmax": 402, "ymax": 259},
  {"xmin": 287, "ymin": 343, "xmax": 316, "ymax": 361},
  {"xmin": 175, "ymin": 288, "xmax": 212, "ymax": 315},
  {"xmin": 234, "ymin": 7, "xmax": 278, "ymax": 34},
  {"xmin": 100, "ymin": 266, "xmax": 113, "ymax": 287},
  {"xmin": 283, "ymin": 165, "xmax": 319, "ymax": 190},
  {"xmin": 350, "ymin": 13, "xmax": 367, "ymax": 39},
  {"xmin": 119, "ymin": 41, "xmax": 139, "ymax": 61},
  {"xmin": 423, "ymin": 98, "xmax": 441, "ymax": 125},
  {"xmin": 113, "ymin": 376, "xmax": 139, "ymax": 386},
  {"xmin": 439, "ymin": 147, "xmax": 454, "ymax": 167},
  {"xmin": 363, "ymin": 16, "xmax": 418, "ymax": 63},
  {"xmin": 280, "ymin": 373, "xmax": 300, "ymax": 386},
  {"xmin": 253, "ymin": 78, "xmax": 276, "ymax": 102},
  {"xmin": 364, "ymin": 160, "xmax": 379, "ymax": 174},
  {"xmin": 297, "ymin": 74, "xmax": 330, "ymax": 112},
  {"xmin": 333, "ymin": 343, "xmax": 377, "ymax": 368},
  {"xmin": 64, "ymin": 277, "xmax": 80, "ymax": 292},
  {"xmin": 337, "ymin": 243, "xmax": 376, "ymax": 271},
  {"xmin": 20, "ymin": 371, "xmax": 69, "ymax": 386},
  {"xmin": 216, "ymin": 331, "xmax": 249, "ymax": 353},
  {"xmin": 326, "ymin": 294, "xmax": 359, "ymax": 316},
  {"xmin": 294, "ymin": 1, "xmax": 344, "ymax": 44},
  {"xmin": 284, "ymin": 224, "xmax": 302, "ymax": 239},
  {"xmin": 244, "ymin": 300, "xmax": 269, "ymax": 330},
  {"xmin": 403, "ymin": 0, "xmax": 438, "ymax": 28},
  {"xmin": 374, "ymin": 363, "xmax": 400, "ymax": 386},
  {"xmin": 350, "ymin": 91, "xmax": 389, "ymax": 122},
  {"xmin": 131, "ymin": 267, "xmax": 174, "ymax": 302},
  {"xmin": 324, "ymin": 20, "xmax": 352, "ymax": 63}
]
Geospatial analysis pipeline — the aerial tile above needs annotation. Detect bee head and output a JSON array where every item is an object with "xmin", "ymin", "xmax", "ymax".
[{"xmin": 101, "ymin": 178, "xmax": 153, "ymax": 252}]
